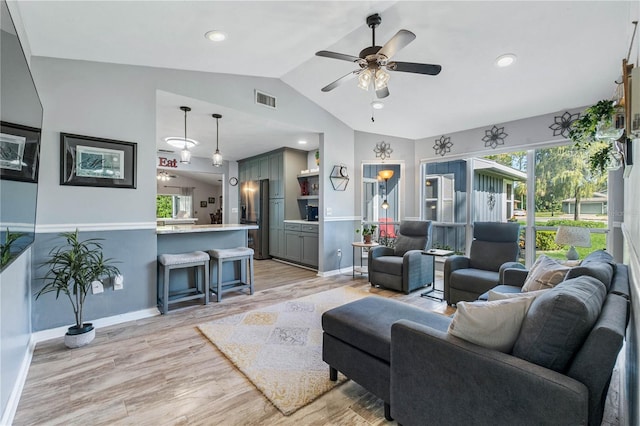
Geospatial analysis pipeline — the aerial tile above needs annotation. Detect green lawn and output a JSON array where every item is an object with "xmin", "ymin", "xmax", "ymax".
[{"xmin": 539, "ymin": 233, "xmax": 606, "ymax": 261}]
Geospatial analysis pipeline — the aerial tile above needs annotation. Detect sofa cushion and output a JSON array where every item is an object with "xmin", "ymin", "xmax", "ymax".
[
  {"xmin": 488, "ymin": 288, "xmax": 549, "ymax": 301},
  {"xmin": 521, "ymin": 255, "xmax": 571, "ymax": 292},
  {"xmin": 478, "ymin": 284, "xmax": 523, "ymax": 300},
  {"xmin": 512, "ymin": 275, "xmax": 606, "ymax": 373},
  {"xmin": 582, "ymin": 249, "xmax": 615, "ymax": 266},
  {"xmin": 565, "ymin": 262, "xmax": 614, "ymax": 291},
  {"xmin": 322, "ymin": 297, "xmax": 452, "ymax": 363},
  {"xmin": 448, "ymin": 297, "xmax": 535, "ymax": 352}
]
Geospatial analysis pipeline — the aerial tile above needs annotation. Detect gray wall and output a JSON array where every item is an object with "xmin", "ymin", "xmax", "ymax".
[
  {"xmin": 27, "ymin": 55, "xmax": 355, "ymax": 332},
  {"xmin": 354, "ymin": 131, "xmax": 416, "ymax": 218},
  {"xmin": 31, "ymin": 230, "xmax": 156, "ymax": 331}
]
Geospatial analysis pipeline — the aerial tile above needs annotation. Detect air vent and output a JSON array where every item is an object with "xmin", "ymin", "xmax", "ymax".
[
  {"xmin": 157, "ymin": 149, "xmax": 174, "ymax": 153},
  {"xmin": 255, "ymin": 90, "xmax": 276, "ymax": 109}
]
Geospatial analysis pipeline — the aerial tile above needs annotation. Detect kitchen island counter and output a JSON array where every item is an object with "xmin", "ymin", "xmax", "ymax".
[{"xmin": 157, "ymin": 224, "xmax": 258, "ymax": 235}]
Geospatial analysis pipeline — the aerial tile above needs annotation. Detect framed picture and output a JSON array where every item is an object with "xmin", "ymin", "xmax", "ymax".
[
  {"xmin": 0, "ymin": 121, "xmax": 41, "ymax": 183},
  {"xmin": 60, "ymin": 133, "xmax": 137, "ymax": 188},
  {"xmin": 200, "ymin": 201, "xmax": 208, "ymax": 208},
  {"xmin": 208, "ymin": 197, "xmax": 215, "ymax": 204}
]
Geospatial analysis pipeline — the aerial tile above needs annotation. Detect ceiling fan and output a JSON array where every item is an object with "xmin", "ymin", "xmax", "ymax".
[{"xmin": 316, "ymin": 13, "xmax": 442, "ymax": 98}]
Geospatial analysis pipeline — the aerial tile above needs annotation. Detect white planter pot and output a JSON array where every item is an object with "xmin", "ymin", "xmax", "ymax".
[{"xmin": 64, "ymin": 323, "xmax": 95, "ymax": 348}]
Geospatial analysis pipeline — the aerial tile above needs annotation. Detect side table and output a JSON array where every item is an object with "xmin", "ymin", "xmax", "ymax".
[
  {"xmin": 420, "ymin": 249, "xmax": 454, "ymax": 301},
  {"xmin": 351, "ymin": 241, "xmax": 380, "ymax": 278}
]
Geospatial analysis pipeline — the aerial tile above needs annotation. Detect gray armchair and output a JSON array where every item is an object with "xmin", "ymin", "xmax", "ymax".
[
  {"xmin": 368, "ymin": 220, "xmax": 433, "ymax": 294},
  {"xmin": 444, "ymin": 221, "xmax": 521, "ymax": 305}
]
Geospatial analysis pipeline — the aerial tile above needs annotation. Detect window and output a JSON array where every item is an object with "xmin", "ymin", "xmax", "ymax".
[
  {"xmin": 156, "ymin": 194, "xmax": 193, "ymax": 219},
  {"xmin": 421, "ymin": 143, "xmax": 610, "ymax": 264},
  {"xmin": 424, "ymin": 174, "xmax": 454, "ymax": 222}
]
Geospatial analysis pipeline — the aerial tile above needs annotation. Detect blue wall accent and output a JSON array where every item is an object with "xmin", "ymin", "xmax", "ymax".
[
  {"xmin": 0, "ymin": 248, "xmax": 31, "ymax": 414},
  {"xmin": 30, "ymin": 229, "xmax": 156, "ymax": 331}
]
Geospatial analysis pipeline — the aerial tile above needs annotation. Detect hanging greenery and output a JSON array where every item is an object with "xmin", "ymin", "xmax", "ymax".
[{"xmin": 568, "ymin": 100, "xmax": 618, "ymax": 174}]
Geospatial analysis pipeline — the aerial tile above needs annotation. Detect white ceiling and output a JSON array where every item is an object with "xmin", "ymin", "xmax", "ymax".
[{"xmin": 14, "ymin": 1, "xmax": 639, "ymax": 160}]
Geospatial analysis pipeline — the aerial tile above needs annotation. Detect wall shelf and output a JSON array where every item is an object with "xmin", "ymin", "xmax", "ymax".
[{"xmin": 297, "ymin": 195, "xmax": 319, "ymax": 200}]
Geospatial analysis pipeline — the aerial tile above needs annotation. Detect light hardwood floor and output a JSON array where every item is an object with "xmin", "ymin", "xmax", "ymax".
[
  {"xmin": 14, "ymin": 260, "xmax": 619, "ymax": 425},
  {"xmin": 15, "ymin": 260, "xmax": 451, "ymax": 426}
]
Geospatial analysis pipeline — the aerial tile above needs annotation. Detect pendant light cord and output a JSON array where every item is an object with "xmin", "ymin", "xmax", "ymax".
[
  {"xmin": 216, "ymin": 116, "xmax": 219, "ymax": 151},
  {"xmin": 184, "ymin": 108, "xmax": 187, "ymax": 149}
]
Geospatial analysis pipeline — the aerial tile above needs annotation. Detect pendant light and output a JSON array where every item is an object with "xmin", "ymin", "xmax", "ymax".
[
  {"xmin": 179, "ymin": 106, "xmax": 192, "ymax": 164},
  {"xmin": 212, "ymin": 113, "xmax": 223, "ymax": 167}
]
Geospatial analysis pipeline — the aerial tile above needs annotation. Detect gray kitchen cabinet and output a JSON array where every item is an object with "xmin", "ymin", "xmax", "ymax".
[{"xmin": 269, "ymin": 199, "xmax": 285, "ymax": 257}]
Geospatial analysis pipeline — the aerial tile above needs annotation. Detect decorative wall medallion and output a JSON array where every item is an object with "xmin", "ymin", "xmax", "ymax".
[
  {"xmin": 482, "ymin": 125, "xmax": 508, "ymax": 149},
  {"xmin": 374, "ymin": 141, "xmax": 393, "ymax": 160},
  {"xmin": 433, "ymin": 135, "xmax": 453, "ymax": 156},
  {"xmin": 549, "ymin": 111, "xmax": 580, "ymax": 138},
  {"xmin": 487, "ymin": 188, "xmax": 496, "ymax": 210}
]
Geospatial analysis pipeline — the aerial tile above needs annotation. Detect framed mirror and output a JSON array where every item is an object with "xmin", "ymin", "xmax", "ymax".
[{"xmin": 1, "ymin": 0, "xmax": 43, "ymax": 271}]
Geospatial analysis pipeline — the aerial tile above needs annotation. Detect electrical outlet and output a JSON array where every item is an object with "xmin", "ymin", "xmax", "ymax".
[
  {"xmin": 326, "ymin": 207, "xmax": 332, "ymax": 216},
  {"xmin": 113, "ymin": 274, "xmax": 124, "ymax": 290},
  {"xmin": 91, "ymin": 280, "xmax": 104, "ymax": 294}
]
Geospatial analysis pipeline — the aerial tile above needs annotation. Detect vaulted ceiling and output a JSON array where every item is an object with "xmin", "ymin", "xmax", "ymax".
[{"xmin": 14, "ymin": 1, "xmax": 638, "ymax": 160}]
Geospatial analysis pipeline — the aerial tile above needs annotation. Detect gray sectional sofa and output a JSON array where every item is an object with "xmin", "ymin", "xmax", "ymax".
[{"xmin": 322, "ymin": 250, "xmax": 630, "ymax": 425}]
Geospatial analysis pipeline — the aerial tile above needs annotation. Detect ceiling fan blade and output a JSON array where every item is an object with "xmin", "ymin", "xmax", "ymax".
[
  {"xmin": 378, "ymin": 30, "xmax": 416, "ymax": 60},
  {"xmin": 321, "ymin": 70, "xmax": 359, "ymax": 92},
  {"xmin": 376, "ymin": 86, "xmax": 389, "ymax": 99},
  {"xmin": 387, "ymin": 61, "xmax": 442, "ymax": 75},
  {"xmin": 316, "ymin": 50, "xmax": 361, "ymax": 63}
]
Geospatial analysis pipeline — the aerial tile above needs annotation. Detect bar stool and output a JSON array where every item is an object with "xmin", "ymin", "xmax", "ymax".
[
  {"xmin": 208, "ymin": 247, "xmax": 254, "ymax": 302},
  {"xmin": 157, "ymin": 251, "xmax": 210, "ymax": 314}
]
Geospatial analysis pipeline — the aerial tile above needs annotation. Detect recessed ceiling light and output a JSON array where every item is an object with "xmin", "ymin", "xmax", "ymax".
[
  {"xmin": 298, "ymin": 140, "xmax": 307, "ymax": 145},
  {"xmin": 164, "ymin": 137, "xmax": 199, "ymax": 148},
  {"xmin": 205, "ymin": 30, "xmax": 227, "ymax": 42},
  {"xmin": 371, "ymin": 100, "xmax": 384, "ymax": 110},
  {"xmin": 495, "ymin": 53, "xmax": 517, "ymax": 68}
]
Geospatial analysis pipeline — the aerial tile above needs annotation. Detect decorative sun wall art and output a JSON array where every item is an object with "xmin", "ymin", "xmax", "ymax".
[
  {"xmin": 549, "ymin": 111, "xmax": 580, "ymax": 138},
  {"xmin": 433, "ymin": 135, "xmax": 453, "ymax": 156},
  {"xmin": 482, "ymin": 125, "xmax": 508, "ymax": 149},
  {"xmin": 374, "ymin": 141, "xmax": 393, "ymax": 160}
]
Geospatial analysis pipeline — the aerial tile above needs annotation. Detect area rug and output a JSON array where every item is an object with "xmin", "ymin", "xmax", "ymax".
[{"xmin": 198, "ymin": 286, "xmax": 369, "ymax": 415}]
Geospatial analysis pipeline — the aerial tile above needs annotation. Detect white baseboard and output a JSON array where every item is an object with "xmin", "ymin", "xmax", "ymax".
[
  {"xmin": 32, "ymin": 307, "xmax": 160, "ymax": 343},
  {"xmin": 1, "ymin": 336, "xmax": 36, "ymax": 426},
  {"xmin": 318, "ymin": 266, "xmax": 354, "ymax": 277}
]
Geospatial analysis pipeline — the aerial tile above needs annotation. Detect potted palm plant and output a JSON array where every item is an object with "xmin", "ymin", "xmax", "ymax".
[
  {"xmin": 36, "ymin": 230, "xmax": 120, "ymax": 348},
  {"xmin": 356, "ymin": 224, "xmax": 378, "ymax": 244}
]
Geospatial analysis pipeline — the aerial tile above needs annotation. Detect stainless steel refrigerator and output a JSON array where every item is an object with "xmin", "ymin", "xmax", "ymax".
[{"xmin": 240, "ymin": 179, "xmax": 270, "ymax": 259}]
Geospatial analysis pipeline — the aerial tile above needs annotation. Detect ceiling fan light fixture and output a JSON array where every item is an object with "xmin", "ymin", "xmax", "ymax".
[
  {"xmin": 205, "ymin": 30, "xmax": 227, "ymax": 42},
  {"xmin": 358, "ymin": 69, "xmax": 373, "ymax": 91},
  {"xmin": 495, "ymin": 53, "xmax": 517, "ymax": 68},
  {"xmin": 374, "ymin": 69, "xmax": 390, "ymax": 90},
  {"xmin": 371, "ymin": 100, "xmax": 384, "ymax": 110}
]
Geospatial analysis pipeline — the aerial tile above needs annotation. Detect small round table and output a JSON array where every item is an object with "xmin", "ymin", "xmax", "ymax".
[{"xmin": 351, "ymin": 241, "xmax": 380, "ymax": 278}]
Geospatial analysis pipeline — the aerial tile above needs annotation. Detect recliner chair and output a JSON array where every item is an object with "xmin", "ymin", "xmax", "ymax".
[
  {"xmin": 368, "ymin": 220, "xmax": 433, "ymax": 294},
  {"xmin": 444, "ymin": 221, "xmax": 521, "ymax": 305}
]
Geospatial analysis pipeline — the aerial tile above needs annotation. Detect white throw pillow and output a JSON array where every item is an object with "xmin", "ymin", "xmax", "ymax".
[
  {"xmin": 521, "ymin": 255, "xmax": 570, "ymax": 292},
  {"xmin": 448, "ymin": 297, "xmax": 534, "ymax": 353},
  {"xmin": 488, "ymin": 288, "xmax": 549, "ymax": 301}
]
